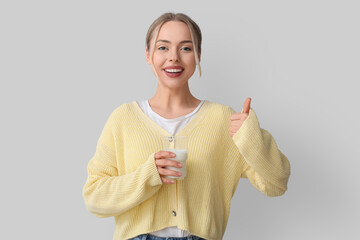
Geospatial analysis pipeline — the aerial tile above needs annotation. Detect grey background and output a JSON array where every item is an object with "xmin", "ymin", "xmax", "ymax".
[{"xmin": 1, "ymin": 0, "xmax": 359, "ymax": 239}]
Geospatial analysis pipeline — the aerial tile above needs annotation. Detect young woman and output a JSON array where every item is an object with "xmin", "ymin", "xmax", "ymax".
[{"xmin": 83, "ymin": 12, "xmax": 290, "ymax": 240}]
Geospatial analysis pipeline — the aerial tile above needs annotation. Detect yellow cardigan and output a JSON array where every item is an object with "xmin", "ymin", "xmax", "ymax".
[{"xmin": 82, "ymin": 100, "xmax": 290, "ymax": 240}]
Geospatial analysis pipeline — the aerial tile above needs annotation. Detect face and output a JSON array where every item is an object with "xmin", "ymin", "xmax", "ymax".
[{"xmin": 146, "ymin": 21, "xmax": 199, "ymax": 88}]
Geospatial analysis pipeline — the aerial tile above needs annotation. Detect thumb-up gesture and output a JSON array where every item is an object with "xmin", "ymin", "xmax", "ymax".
[{"xmin": 229, "ymin": 98, "xmax": 251, "ymax": 137}]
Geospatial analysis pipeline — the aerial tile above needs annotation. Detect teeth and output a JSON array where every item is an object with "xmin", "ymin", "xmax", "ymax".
[{"xmin": 165, "ymin": 68, "xmax": 183, "ymax": 73}]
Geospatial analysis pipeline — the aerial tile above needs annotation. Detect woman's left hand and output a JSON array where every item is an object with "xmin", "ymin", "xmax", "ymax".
[{"xmin": 229, "ymin": 97, "xmax": 251, "ymax": 137}]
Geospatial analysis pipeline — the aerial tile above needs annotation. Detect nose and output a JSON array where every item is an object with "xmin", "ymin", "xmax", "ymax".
[{"xmin": 168, "ymin": 49, "xmax": 179, "ymax": 62}]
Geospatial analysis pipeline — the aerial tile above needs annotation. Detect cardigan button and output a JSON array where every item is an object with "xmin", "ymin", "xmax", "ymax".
[
  {"xmin": 172, "ymin": 211, "xmax": 176, "ymax": 216},
  {"xmin": 169, "ymin": 136, "xmax": 174, "ymax": 142}
]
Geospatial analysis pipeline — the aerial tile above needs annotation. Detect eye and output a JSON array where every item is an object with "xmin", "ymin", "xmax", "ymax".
[
  {"xmin": 181, "ymin": 47, "xmax": 192, "ymax": 51},
  {"xmin": 158, "ymin": 46, "xmax": 167, "ymax": 50}
]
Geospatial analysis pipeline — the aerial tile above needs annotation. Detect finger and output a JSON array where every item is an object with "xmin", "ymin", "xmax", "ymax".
[
  {"xmin": 242, "ymin": 97, "xmax": 251, "ymax": 113},
  {"xmin": 161, "ymin": 176, "xmax": 175, "ymax": 184},
  {"xmin": 230, "ymin": 112, "xmax": 242, "ymax": 120},
  {"xmin": 230, "ymin": 113, "xmax": 249, "ymax": 123},
  {"xmin": 230, "ymin": 127, "xmax": 241, "ymax": 136},
  {"xmin": 229, "ymin": 124, "xmax": 240, "ymax": 133},
  {"xmin": 154, "ymin": 151, "xmax": 176, "ymax": 159},
  {"xmin": 155, "ymin": 159, "xmax": 183, "ymax": 168},
  {"xmin": 158, "ymin": 167, "xmax": 182, "ymax": 177}
]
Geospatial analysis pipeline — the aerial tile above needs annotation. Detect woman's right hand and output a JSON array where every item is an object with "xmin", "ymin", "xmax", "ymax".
[{"xmin": 154, "ymin": 151, "xmax": 183, "ymax": 184}]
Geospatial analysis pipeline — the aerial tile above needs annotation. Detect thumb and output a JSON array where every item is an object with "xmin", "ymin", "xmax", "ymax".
[{"xmin": 241, "ymin": 97, "xmax": 251, "ymax": 113}]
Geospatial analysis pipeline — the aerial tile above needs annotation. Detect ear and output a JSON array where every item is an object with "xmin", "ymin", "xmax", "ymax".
[{"xmin": 146, "ymin": 47, "xmax": 151, "ymax": 65}]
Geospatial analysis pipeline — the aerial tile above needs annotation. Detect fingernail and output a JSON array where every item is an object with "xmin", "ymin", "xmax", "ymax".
[
  {"xmin": 171, "ymin": 153, "xmax": 176, "ymax": 157},
  {"xmin": 178, "ymin": 164, "xmax": 182, "ymax": 167}
]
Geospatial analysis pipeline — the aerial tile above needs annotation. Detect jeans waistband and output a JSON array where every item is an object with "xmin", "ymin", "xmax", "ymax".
[{"xmin": 135, "ymin": 233, "xmax": 205, "ymax": 240}]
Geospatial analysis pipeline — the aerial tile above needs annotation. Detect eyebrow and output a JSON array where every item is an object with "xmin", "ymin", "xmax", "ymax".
[{"xmin": 156, "ymin": 40, "xmax": 193, "ymax": 44}]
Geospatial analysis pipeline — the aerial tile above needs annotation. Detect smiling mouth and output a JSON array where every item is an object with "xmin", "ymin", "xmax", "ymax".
[
  {"xmin": 164, "ymin": 68, "xmax": 184, "ymax": 73},
  {"xmin": 163, "ymin": 67, "xmax": 184, "ymax": 78}
]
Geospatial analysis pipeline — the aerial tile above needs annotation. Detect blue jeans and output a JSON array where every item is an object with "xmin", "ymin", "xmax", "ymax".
[{"xmin": 128, "ymin": 233, "xmax": 206, "ymax": 240}]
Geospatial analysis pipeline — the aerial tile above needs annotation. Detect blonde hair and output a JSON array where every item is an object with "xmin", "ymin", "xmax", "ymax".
[{"xmin": 146, "ymin": 12, "xmax": 202, "ymax": 77}]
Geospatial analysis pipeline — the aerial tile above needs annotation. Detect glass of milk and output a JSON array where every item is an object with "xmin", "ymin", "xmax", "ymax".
[{"xmin": 163, "ymin": 136, "xmax": 188, "ymax": 180}]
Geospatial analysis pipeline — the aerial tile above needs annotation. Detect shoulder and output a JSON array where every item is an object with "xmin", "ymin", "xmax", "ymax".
[
  {"xmin": 205, "ymin": 100, "xmax": 237, "ymax": 116},
  {"xmin": 111, "ymin": 101, "xmax": 138, "ymax": 115},
  {"xmin": 104, "ymin": 101, "xmax": 137, "ymax": 124}
]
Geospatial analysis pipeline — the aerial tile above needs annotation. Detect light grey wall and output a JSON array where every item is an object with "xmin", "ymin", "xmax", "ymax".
[{"xmin": 1, "ymin": 0, "xmax": 359, "ymax": 239}]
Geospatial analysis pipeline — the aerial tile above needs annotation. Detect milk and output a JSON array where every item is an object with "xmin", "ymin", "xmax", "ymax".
[{"xmin": 164, "ymin": 148, "xmax": 188, "ymax": 180}]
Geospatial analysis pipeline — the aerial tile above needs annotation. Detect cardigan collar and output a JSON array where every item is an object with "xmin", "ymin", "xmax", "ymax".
[{"xmin": 131, "ymin": 100, "xmax": 211, "ymax": 137}]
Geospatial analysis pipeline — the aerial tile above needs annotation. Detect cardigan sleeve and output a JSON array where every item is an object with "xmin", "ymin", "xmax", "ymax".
[
  {"xmin": 82, "ymin": 110, "xmax": 163, "ymax": 218},
  {"xmin": 231, "ymin": 107, "xmax": 290, "ymax": 197}
]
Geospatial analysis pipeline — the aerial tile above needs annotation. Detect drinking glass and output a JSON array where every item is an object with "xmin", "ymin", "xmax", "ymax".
[{"xmin": 163, "ymin": 136, "xmax": 188, "ymax": 180}]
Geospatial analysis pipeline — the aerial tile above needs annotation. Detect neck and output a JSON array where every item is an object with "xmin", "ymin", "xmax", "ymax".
[{"xmin": 149, "ymin": 83, "xmax": 200, "ymax": 112}]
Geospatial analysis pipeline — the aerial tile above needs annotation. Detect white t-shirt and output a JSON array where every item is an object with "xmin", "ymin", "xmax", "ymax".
[
  {"xmin": 137, "ymin": 99, "xmax": 205, "ymax": 136},
  {"xmin": 136, "ymin": 99, "xmax": 205, "ymax": 237}
]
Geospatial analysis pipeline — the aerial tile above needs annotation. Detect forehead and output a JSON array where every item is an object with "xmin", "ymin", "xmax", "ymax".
[{"xmin": 157, "ymin": 21, "xmax": 192, "ymax": 42}]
